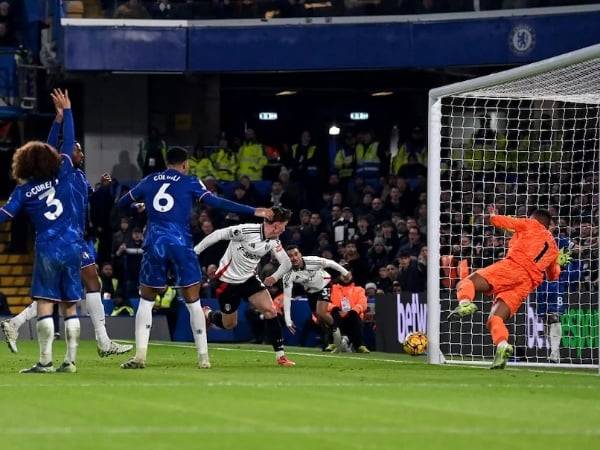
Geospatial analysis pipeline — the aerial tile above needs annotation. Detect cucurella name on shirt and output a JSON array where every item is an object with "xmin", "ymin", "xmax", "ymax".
[
  {"xmin": 25, "ymin": 180, "xmax": 58, "ymax": 197},
  {"xmin": 153, "ymin": 174, "xmax": 181, "ymax": 182}
]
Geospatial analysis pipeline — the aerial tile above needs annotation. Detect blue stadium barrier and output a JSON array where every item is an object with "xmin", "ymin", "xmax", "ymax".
[{"xmin": 62, "ymin": 9, "xmax": 600, "ymax": 71}]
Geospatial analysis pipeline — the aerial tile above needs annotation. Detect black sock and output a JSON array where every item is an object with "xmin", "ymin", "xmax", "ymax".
[
  {"xmin": 209, "ymin": 311, "xmax": 224, "ymax": 329},
  {"xmin": 345, "ymin": 311, "xmax": 365, "ymax": 348},
  {"xmin": 265, "ymin": 317, "xmax": 284, "ymax": 352},
  {"xmin": 331, "ymin": 309, "xmax": 342, "ymax": 329}
]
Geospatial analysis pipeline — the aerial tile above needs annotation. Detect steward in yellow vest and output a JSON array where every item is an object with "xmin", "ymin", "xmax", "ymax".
[
  {"xmin": 238, "ymin": 129, "xmax": 267, "ymax": 181},
  {"xmin": 210, "ymin": 138, "xmax": 238, "ymax": 181}
]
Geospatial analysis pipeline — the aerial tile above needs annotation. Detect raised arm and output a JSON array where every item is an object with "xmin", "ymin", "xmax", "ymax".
[
  {"xmin": 487, "ymin": 204, "xmax": 527, "ymax": 232},
  {"xmin": 50, "ymin": 89, "xmax": 74, "ymax": 158},
  {"xmin": 193, "ymin": 228, "xmax": 232, "ymax": 255},
  {"xmin": 47, "ymin": 91, "xmax": 63, "ymax": 148}
]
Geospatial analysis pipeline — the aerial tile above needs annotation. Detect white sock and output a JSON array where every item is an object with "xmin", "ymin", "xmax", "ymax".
[
  {"xmin": 186, "ymin": 301, "xmax": 209, "ymax": 359},
  {"xmin": 549, "ymin": 322, "xmax": 562, "ymax": 355},
  {"xmin": 497, "ymin": 340, "xmax": 509, "ymax": 350},
  {"xmin": 64, "ymin": 316, "xmax": 81, "ymax": 364},
  {"xmin": 458, "ymin": 300, "xmax": 471, "ymax": 306},
  {"xmin": 275, "ymin": 350, "xmax": 285, "ymax": 359},
  {"xmin": 36, "ymin": 317, "xmax": 54, "ymax": 365},
  {"xmin": 86, "ymin": 292, "xmax": 111, "ymax": 350},
  {"xmin": 10, "ymin": 303, "xmax": 37, "ymax": 330},
  {"xmin": 134, "ymin": 298, "xmax": 154, "ymax": 361}
]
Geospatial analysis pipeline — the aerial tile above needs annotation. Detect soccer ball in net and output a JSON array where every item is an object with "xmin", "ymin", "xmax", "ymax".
[{"xmin": 403, "ymin": 332, "xmax": 428, "ymax": 356}]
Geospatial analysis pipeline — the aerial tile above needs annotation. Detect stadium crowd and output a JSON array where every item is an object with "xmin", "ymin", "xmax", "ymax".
[{"xmin": 84, "ymin": 125, "xmax": 429, "ymax": 313}]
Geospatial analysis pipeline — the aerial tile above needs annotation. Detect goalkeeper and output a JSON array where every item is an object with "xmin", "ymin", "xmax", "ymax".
[{"xmin": 450, "ymin": 205, "xmax": 571, "ymax": 369}]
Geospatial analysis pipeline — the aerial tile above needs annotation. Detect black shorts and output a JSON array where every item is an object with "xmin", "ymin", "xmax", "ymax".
[
  {"xmin": 306, "ymin": 286, "xmax": 331, "ymax": 313},
  {"xmin": 216, "ymin": 276, "xmax": 266, "ymax": 314}
]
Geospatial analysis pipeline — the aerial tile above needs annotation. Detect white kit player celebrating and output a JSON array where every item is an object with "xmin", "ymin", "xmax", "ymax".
[
  {"xmin": 194, "ymin": 207, "xmax": 296, "ymax": 367},
  {"xmin": 283, "ymin": 245, "xmax": 351, "ymax": 351}
]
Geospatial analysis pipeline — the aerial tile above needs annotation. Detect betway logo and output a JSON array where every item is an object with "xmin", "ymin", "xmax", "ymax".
[{"xmin": 397, "ymin": 293, "xmax": 427, "ymax": 343}]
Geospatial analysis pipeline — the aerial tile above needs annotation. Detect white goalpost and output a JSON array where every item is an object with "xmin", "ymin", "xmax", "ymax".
[{"xmin": 427, "ymin": 44, "xmax": 600, "ymax": 370}]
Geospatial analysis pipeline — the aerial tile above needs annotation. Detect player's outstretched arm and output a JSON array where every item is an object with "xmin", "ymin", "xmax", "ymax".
[
  {"xmin": 323, "ymin": 258, "xmax": 350, "ymax": 276},
  {"xmin": 487, "ymin": 204, "xmax": 525, "ymax": 232},
  {"xmin": 201, "ymin": 192, "xmax": 256, "ymax": 217},
  {"xmin": 193, "ymin": 228, "xmax": 232, "ymax": 255}
]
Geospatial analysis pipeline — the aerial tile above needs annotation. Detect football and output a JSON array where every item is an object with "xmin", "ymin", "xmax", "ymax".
[{"xmin": 403, "ymin": 331, "xmax": 428, "ymax": 356}]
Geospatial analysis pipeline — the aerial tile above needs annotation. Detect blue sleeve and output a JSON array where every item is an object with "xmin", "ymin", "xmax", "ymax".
[
  {"xmin": 61, "ymin": 109, "xmax": 75, "ymax": 158},
  {"xmin": 47, "ymin": 121, "xmax": 61, "ymax": 148},
  {"xmin": 201, "ymin": 192, "xmax": 256, "ymax": 216},
  {"xmin": 0, "ymin": 188, "xmax": 24, "ymax": 223},
  {"xmin": 190, "ymin": 177, "xmax": 209, "ymax": 199},
  {"xmin": 118, "ymin": 179, "xmax": 144, "ymax": 210}
]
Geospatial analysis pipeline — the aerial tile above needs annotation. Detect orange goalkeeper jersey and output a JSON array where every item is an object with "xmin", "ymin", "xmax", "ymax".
[{"xmin": 490, "ymin": 215, "xmax": 560, "ymax": 286}]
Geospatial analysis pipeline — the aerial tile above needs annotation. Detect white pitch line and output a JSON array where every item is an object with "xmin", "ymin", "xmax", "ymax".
[
  {"xmin": 140, "ymin": 341, "xmax": 600, "ymax": 376},
  {"xmin": 2, "ymin": 425, "xmax": 600, "ymax": 436},
  {"xmin": 144, "ymin": 341, "xmax": 420, "ymax": 364}
]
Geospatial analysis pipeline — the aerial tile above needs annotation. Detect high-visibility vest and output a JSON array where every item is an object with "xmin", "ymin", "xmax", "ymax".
[
  {"xmin": 210, "ymin": 148, "xmax": 238, "ymax": 181},
  {"xmin": 291, "ymin": 143, "xmax": 319, "ymax": 177},
  {"xmin": 189, "ymin": 156, "xmax": 217, "ymax": 181},
  {"xmin": 334, "ymin": 147, "xmax": 355, "ymax": 179},
  {"xmin": 355, "ymin": 142, "xmax": 380, "ymax": 178},
  {"xmin": 391, "ymin": 143, "xmax": 427, "ymax": 174},
  {"xmin": 238, "ymin": 142, "xmax": 267, "ymax": 181}
]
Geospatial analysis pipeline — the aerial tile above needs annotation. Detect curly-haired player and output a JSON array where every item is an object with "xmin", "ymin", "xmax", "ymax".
[{"xmin": 0, "ymin": 92, "xmax": 84, "ymax": 373}]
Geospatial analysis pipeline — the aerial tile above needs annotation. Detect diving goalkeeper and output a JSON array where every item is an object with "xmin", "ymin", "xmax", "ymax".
[{"xmin": 450, "ymin": 205, "xmax": 571, "ymax": 369}]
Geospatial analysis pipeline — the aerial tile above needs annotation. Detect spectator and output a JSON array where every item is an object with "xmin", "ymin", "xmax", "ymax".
[
  {"xmin": 238, "ymin": 128, "xmax": 267, "ymax": 181},
  {"xmin": 329, "ymin": 278, "xmax": 370, "ymax": 353},
  {"xmin": 114, "ymin": 0, "xmax": 151, "ymax": 19},
  {"xmin": 353, "ymin": 215, "xmax": 374, "ymax": 256},
  {"xmin": 269, "ymin": 179, "xmax": 298, "ymax": 211},
  {"xmin": 341, "ymin": 242, "xmax": 369, "ymax": 287},
  {"xmin": 287, "ymin": 130, "xmax": 320, "ymax": 183},
  {"xmin": 386, "ymin": 262, "xmax": 399, "ymax": 283},
  {"xmin": 189, "ymin": 146, "xmax": 217, "ymax": 182},
  {"xmin": 210, "ymin": 135, "xmax": 238, "ymax": 181},
  {"xmin": 381, "ymin": 220, "xmax": 400, "ymax": 255},
  {"xmin": 368, "ymin": 237, "xmax": 391, "ymax": 273},
  {"xmin": 115, "ymin": 227, "xmax": 144, "ymax": 298},
  {"xmin": 391, "ymin": 125, "xmax": 427, "ymax": 174},
  {"xmin": 375, "ymin": 266, "xmax": 393, "ymax": 293},
  {"xmin": 111, "ymin": 150, "xmax": 141, "ymax": 182},
  {"xmin": 137, "ymin": 127, "xmax": 166, "ymax": 176},
  {"xmin": 370, "ymin": 197, "xmax": 390, "ymax": 222},
  {"xmin": 334, "ymin": 132, "xmax": 356, "ymax": 191},
  {"xmin": 397, "ymin": 250, "xmax": 426, "ymax": 292},
  {"xmin": 397, "ymin": 226, "xmax": 424, "ymax": 257},
  {"xmin": 364, "ymin": 282, "xmax": 379, "ymax": 297},
  {"xmin": 355, "ymin": 130, "xmax": 382, "ymax": 186}
]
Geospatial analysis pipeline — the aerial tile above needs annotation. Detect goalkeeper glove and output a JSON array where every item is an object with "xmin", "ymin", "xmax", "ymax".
[{"xmin": 557, "ymin": 248, "xmax": 572, "ymax": 267}]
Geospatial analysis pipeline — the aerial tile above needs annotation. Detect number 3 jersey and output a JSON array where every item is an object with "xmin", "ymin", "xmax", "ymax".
[
  {"xmin": 282, "ymin": 257, "xmax": 349, "ymax": 297},
  {"xmin": 0, "ymin": 156, "xmax": 81, "ymax": 245}
]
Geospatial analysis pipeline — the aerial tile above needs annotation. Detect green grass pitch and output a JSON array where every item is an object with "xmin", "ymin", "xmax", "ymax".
[{"xmin": 0, "ymin": 340, "xmax": 598, "ymax": 450}]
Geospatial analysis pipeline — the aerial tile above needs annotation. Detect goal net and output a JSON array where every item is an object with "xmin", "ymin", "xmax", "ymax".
[{"xmin": 427, "ymin": 44, "xmax": 600, "ymax": 369}]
